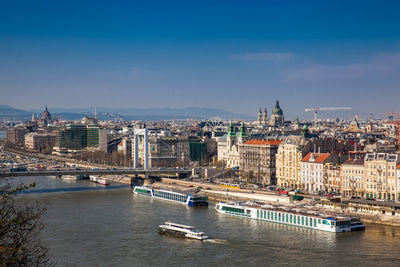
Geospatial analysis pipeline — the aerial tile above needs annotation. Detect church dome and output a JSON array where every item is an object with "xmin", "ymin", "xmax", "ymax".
[
  {"xmin": 272, "ymin": 100, "xmax": 283, "ymax": 115},
  {"xmin": 42, "ymin": 106, "xmax": 52, "ymax": 121}
]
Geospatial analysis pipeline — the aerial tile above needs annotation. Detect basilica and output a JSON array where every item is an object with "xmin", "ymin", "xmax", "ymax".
[{"xmin": 257, "ymin": 100, "xmax": 285, "ymax": 127}]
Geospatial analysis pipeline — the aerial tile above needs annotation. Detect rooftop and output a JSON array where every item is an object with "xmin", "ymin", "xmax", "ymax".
[
  {"xmin": 243, "ymin": 140, "xmax": 282, "ymax": 146},
  {"xmin": 302, "ymin": 153, "xmax": 331, "ymax": 163}
]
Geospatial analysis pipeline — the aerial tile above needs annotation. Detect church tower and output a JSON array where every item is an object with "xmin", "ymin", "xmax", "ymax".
[
  {"xmin": 237, "ymin": 121, "xmax": 248, "ymax": 144},
  {"xmin": 227, "ymin": 121, "xmax": 236, "ymax": 148},
  {"xmin": 258, "ymin": 108, "xmax": 262, "ymax": 125},
  {"xmin": 263, "ymin": 107, "xmax": 268, "ymax": 125}
]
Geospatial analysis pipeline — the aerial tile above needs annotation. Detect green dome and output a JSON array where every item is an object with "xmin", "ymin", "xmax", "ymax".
[
  {"xmin": 302, "ymin": 125, "xmax": 308, "ymax": 130},
  {"xmin": 272, "ymin": 100, "xmax": 283, "ymax": 115}
]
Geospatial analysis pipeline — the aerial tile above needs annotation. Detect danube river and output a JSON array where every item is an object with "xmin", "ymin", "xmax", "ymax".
[{"xmin": 10, "ymin": 176, "xmax": 400, "ymax": 266}]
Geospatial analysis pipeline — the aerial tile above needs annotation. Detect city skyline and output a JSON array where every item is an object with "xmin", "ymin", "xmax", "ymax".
[{"xmin": 1, "ymin": 0, "xmax": 400, "ymax": 118}]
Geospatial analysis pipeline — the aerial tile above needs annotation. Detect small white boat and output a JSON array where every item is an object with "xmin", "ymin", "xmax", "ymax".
[
  {"xmin": 159, "ymin": 222, "xmax": 208, "ymax": 240},
  {"xmin": 96, "ymin": 178, "xmax": 110, "ymax": 185},
  {"xmin": 89, "ymin": 175, "xmax": 98, "ymax": 182}
]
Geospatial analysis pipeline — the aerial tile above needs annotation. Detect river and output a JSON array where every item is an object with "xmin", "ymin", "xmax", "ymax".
[{"xmin": 8, "ymin": 176, "xmax": 400, "ymax": 266}]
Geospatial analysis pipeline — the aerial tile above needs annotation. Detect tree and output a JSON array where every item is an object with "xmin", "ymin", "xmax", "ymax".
[{"xmin": 0, "ymin": 183, "xmax": 51, "ymax": 266}]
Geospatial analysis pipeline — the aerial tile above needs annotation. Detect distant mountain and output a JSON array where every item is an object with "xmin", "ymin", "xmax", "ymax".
[
  {"xmin": 0, "ymin": 105, "xmax": 31, "ymax": 120},
  {"xmin": 1, "ymin": 105, "xmax": 254, "ymax": 121}
]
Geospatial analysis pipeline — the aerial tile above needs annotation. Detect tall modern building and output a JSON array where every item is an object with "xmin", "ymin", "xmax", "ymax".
[{"xmin": 53, "ymin": 124, "xmax": 107, "ymax": 154}]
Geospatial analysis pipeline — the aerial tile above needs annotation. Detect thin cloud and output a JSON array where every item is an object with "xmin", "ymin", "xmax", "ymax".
[
  {"xmin": 283, "ymin": 52, "xmax": 400, "ymax": 82},
  {"xmin": 231, "ymin": 52, "xmax": 294, "ymax": 61}
]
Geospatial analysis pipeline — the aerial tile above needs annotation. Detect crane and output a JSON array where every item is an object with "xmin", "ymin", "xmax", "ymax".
[
  {"xmin": 383, "ymin": 112, "xmax": 400, "ymax": 149},
  {"xmin": 304, "ymin": 107, "xmax": 352, "ymax": 125}
]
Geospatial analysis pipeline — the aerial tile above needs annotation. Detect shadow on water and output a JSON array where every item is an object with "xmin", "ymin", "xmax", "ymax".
[{"xmin": 17, "ymin": 184, "xmax": 130, "ymax": 194}]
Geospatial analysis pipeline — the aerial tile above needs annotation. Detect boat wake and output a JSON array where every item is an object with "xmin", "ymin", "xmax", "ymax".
[{"xmin": 204, "ymin": 239, "xmax": 229, "ymax": 245}]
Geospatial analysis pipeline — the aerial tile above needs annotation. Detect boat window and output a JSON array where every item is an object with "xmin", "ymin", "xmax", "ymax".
[
  {"xmin": 286, "ymin": 214, "xmax": 288, "ymax": 222},
  {"xmin": 268, "ymin": 211, "xmax": 270, "ymax": 220},
  {"xmin": 310, "ymin": 218, "xmax": 312, "ymax": 226},
  {"xmin": 302, "ymin": 217, "xmax": 304, "ymax": 225},
  {"xmin": 290, "ymin": 215, "xmax": 292, "ymax": 223},
  {"xmin": 264, "ymin": 211, "xmax": 266, "ymax": 219},
  {"xmin": 294, "ymin": 215, "xmax": 296, "ymax": 224}
]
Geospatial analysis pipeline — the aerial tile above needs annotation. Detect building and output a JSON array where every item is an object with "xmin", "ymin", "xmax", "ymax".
[
  {"xmin": 270, "ymin": 100, "xmax": 284, "ymax": 127},
  {"xmin": 189, "ymin": 141, "xmax": 207, "ymax": 162},
  {"xmin": 364, "ymin": 153, "xmax": 399, "ymax": 201},
  {"xmin": 257, "ymin": 108, "xmax": 268, "ymax": 126},
  {"xmin": 239, "ymin": 139, "xmax": 282, "ymax": 185},
  {"xmin": 300, "ymin": 153, "xmax": 339, "ymax": 193},
  {"xmin": 324, "ymin": 163, "xmax": 341, "ymax": 194},
  {"xmin": 53, "ymin": 124, "xmax": 107, "ymax": 154},
  {"xmin": 6, "ymin": 125, "xmax": 27, "ymax": 146},
  {"xmin": 341, "ymin": 158, "xmax": 365, "ymax": 197},
  {"xmin": 118, "ymin": 137, "xmax": 132, "ymax": 157},
  {"xmin": 24, "ymin": 132, "xmax": 56, "ymax": 151},
  {"xmin": 147, "ymin": 136, "xmax": 190, "ymax": 167},
  {"xmin": 217, "ymin": 122, "xmax": 248, "ymax": 168},
  {"xmin": 276, "ymin": 136, "xmax": 308, "ymax": 189},
  {"xmin": 397, "ymin": 163, "xmax": 400, "ymax": 201},
  {"xmin": 41, "ymin": 106, "xmax": 52, "ymax": 126},
  {"xmin": 53, "ymin": 125, "xmax": 88, "ymax": 154}
]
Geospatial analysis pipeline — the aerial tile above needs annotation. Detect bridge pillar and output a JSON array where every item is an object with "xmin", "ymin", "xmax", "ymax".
[{"xmin": 133, "ymin": 128, "xmax": 149, "ymax": 170}]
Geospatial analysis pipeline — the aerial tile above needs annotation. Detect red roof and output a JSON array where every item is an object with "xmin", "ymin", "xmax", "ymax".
[
  {"xmin": 397, "ymin": 163, "xmax": 400, "ymax": 169},
  {"xmin": 243, "ymin": 140, "xmax": 282, "ymax": 146},
  {"xmin": 302, "ymin": 153, "xmax": 331, "ymax": 163}
]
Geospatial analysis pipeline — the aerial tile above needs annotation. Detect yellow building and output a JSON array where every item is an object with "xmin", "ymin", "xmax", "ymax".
[
  {"xmin": 364, "ymin": 153, "xmax": 399, "ymax": 200},
  {"xmin": 341, "ymin": 158, "xmax": 365, "ymax": 197},
  {"xmin": 276, "ymin": 136, "xmax": 307, "ymax": 189}
]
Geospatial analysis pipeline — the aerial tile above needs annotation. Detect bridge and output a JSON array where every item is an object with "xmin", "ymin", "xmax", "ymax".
[{"xmin": 0, "ymin": 168, "xmax": 192, "ymax": 178}]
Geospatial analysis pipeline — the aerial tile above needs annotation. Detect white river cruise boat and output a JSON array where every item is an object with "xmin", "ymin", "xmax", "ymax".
[
  {"xmin": 133, "ymin": 186, "xmax": 208, "ymax": 207},
  {"xmin": 159, "ymin": 222, "xmax": 208, "ymax": 240},
  {"xmin": 215, "ymin": 201, "xmax": 365, "ymax": 233}
]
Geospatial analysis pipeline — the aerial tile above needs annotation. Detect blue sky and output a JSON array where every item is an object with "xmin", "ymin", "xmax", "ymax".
[{"xmin": 1, "ymin": 0, "xmax": 400, "ymax": 119}]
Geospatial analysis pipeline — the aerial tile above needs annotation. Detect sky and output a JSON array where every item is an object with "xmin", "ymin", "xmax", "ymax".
[{"xmin": 1, "ymin": 0, "xmax": 400, "ymax": 119}]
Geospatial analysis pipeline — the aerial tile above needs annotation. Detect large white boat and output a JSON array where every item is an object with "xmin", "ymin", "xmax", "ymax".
[
  {"xmin": 159, "ymin": 222, "xmax": 208, "ymax": 240},
  {"xmin": 215, "ymin": 201, "xmax": 365, "ymax": 233},
  {"xmin": 133, "ymin": 186, "xmax": 208, "ymax": 207},
  {"xmin": 61, "ymin": 175, "xmax": 79, "ymax": 181}
]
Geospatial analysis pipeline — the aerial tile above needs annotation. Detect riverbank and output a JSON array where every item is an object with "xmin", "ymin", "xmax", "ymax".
[{"xmin": 154, "ymin": 178, "xmax": 400, "ymax": 228}]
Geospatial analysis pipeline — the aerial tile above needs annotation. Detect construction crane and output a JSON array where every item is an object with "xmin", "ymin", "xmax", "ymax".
[
  {"xmin": 383, "ymin": 112, "xmax": 400, "ymax": 149},
  {"xmin": 304, "ymin": 107, "xmax": 352, "ymax": 125}
]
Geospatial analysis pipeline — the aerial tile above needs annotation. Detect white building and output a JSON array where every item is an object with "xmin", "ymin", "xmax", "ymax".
[
  {"xmin": 300, "ymin": 153, "xmax": 338, "ymax": 193},
  {"xmin": 217, "ymin": 122, "xmax": 247, "ymax": 168}
]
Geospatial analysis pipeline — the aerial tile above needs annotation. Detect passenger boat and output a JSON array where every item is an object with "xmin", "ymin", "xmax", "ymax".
[
  {"xmin": 61, "ymin": 175, "xmax": 79, "ymax": 181},
  {"xmin": 96, "ymin": 178, "xmax": 110, "ymax": 185},
  {"xmin": 158, "ymin": 222, "xmax": 208, "ymax": 240},
  {"xmin": 133, "ymin": 186, "xmax": 208, "ymax": 206},
  {"xmin": 215, "ymin": 201, "xmax": 365, "ymax": 233}
]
